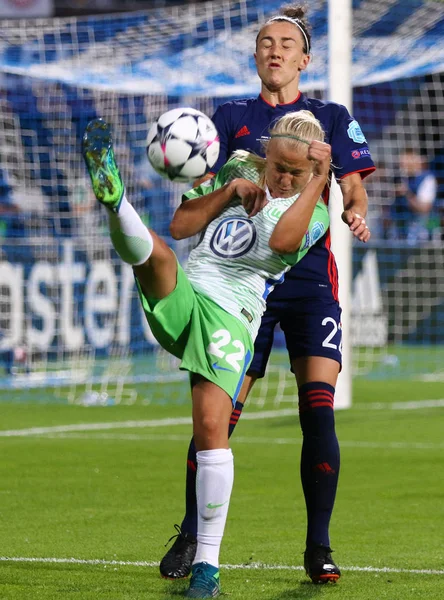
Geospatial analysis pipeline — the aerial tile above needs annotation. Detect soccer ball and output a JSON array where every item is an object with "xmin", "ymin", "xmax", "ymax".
[{"xmin": 146, "ymin": 107, "xmax": 220, "ymax": 183}]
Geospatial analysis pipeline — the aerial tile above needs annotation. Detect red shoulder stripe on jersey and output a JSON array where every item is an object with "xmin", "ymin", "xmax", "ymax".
[
  {"xmin": 325, "ymin": 229, "xmax": 339, "ymax": 302},
  {"xmin": 316, "ymin": 183, "xmax": 338, "ymax": 300},
  {"xmin": 322, "ymin": 185, "xmax": 330, "ymax": 206}
]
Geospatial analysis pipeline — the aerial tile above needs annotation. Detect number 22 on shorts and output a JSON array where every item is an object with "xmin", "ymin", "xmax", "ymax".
[
  {"xmin": 322, "ymin": 317, "xmax": 343, "ymax": 354},
  {"xmin": 207, "ymin": 329, "xmax": 245, "ymax": 373}
]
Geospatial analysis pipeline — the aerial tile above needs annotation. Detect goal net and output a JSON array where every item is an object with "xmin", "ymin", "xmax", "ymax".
[{"xmin": 0, "ymin": 0, "xmax": 443, "ymax": 405}]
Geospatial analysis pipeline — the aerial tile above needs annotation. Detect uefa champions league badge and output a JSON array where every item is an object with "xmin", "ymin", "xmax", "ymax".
[
  {"xmin": 347, "ymin": 120, "xmax": 367, "ymax": 144},
  {"xmin": 301, "ymin": 221, "xmax": 325, "ymax": 251},
  {"xmin": 311, "ymin": 221, "xmax": 326, "ymax": 244}
]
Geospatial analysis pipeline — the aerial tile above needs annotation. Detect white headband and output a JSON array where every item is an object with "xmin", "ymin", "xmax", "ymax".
[{"xmin": 267, "ymin": 16, "xmax": 310, "ymax": 53}]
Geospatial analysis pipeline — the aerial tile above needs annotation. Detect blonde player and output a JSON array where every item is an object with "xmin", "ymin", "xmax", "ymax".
[{"xmin": 82, "ymin": 110, "xmax": 331, "ymax": 599}]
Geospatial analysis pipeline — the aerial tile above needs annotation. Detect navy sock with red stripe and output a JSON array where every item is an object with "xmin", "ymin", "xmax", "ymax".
[
  {"xmin": 298, "ymin": 381, "xmax": 340, "ymax": 548},
  {"xmin": 180, "ymin": 400, "xmax": 244, "ymax": 537}
]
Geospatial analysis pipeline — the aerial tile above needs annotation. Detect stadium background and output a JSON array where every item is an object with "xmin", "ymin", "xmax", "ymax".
[
  {"xmin": 0, "ymin": 0, "xmax": 443, "ymax": 405},
  {"xmin": 1, "ymin": 3, "xmax": 444, "ymax": 599}
]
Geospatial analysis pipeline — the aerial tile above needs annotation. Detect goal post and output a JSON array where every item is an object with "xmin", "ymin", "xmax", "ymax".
[{"xmin": 328, "ymin": 0, "xmax": 353, "ymax": 409}]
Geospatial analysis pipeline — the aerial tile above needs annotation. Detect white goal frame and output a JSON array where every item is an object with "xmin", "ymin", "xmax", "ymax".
[{"xmin": 328, "ymin": 0, "xmax": 353, "ymax": 409}]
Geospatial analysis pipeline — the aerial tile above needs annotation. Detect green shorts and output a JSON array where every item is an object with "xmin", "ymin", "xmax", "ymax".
[{"xmin": 136, "ymin": 261, "xmax": 254, "ymax": 403}]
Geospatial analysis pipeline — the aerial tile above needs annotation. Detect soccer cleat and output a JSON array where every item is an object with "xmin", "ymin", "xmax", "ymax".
[
  {"xmin": 82, "ymin": 118, "xmax": 124, "ymax": 212},
  {"xmin": 159, "ymin": 524, "xmax": 197, "ymax": 579},
  {"xmin": 185, "ymin": 562, "xmax": 220, "ymax": 598},
  {"xmin": 304, "ymin": 544, "xmax": 341, "ymax": 584}
]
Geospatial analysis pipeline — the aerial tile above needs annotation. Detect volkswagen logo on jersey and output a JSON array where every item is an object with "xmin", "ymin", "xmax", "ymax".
[{"xmin": 210, "ymin": 217, "xmax": 256, "ymax": 258}]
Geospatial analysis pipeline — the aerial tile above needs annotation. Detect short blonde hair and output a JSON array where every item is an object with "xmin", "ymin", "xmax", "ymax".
[
  {"xmin": 268, "ymin": 110, "xmax": 324, "ymax": 148},
  {"xmin": 233, "ymin": 110, "xmax": 325, "ymax": 187}
]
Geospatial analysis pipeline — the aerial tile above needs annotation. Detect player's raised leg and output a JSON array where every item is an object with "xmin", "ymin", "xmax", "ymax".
[
  {"xmin": 82, "ymin": 118, "xmax": 124, "ymax": 211},
  {"xmin": 82, "ymin": 117, "xmax": 177, "ymax": 300}
]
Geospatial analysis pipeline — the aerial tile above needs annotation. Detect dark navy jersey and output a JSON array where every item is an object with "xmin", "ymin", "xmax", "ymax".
[{"xmin": 211, "ymin": 93, "xmax": 375, "ymax": 301}]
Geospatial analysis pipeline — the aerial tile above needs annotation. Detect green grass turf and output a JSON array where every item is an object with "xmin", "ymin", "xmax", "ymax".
[{"xmin": 0, "ymin": 377, "xmax": 444, "ymax": 598}]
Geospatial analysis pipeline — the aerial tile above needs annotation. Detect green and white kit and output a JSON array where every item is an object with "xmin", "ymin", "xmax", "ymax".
[
  {"xmin": 137, "ymin": 154, "xmax": 329, "ymax": 401},
  {"xmin": 137, "ymin": 262, "xmax": 254, "ymax": 403},
  {"xmin": 183, "ymin": 155, "xmax": 330, "ymax": 339}
]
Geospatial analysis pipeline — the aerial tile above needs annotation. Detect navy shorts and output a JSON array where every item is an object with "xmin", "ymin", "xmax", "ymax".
[{"xmin": 248, "ymin": 294, "xmax": 342, "ymax": 378}]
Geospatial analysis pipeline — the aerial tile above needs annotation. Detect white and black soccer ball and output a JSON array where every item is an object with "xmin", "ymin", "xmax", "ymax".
[{"xmin": 146, "ymin": 107, "xmax": 220, "ymax": 183}]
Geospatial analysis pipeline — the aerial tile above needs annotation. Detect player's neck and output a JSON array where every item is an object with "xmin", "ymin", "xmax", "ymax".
[{"xmin": 260, "ymin": 83, "xmax": 301, "ymax": 107}]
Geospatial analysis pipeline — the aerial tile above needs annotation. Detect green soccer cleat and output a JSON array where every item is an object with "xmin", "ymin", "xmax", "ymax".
[
  {"xmin": 82, "ymin": 118, "xmax": 124, "ymax": 212},
  {"xmin": 185, "ymin": 562, "xmax": 221, "ymax": 598}
]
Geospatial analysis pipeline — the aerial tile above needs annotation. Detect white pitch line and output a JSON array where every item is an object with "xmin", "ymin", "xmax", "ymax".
[
  {"xmin": 364, "ymin": 398, "xmax": 444, "ymax": 410},
  {"xmin": 0, "ymin": 409, "xmax": 298, "ymax": 438},
  {"xmin": 0, "ymin": 556, "xmax": 442, "ymax": 575},
  {"xmin": 41, "ymin": 432, "xmax": 444, "ymax": 450},
  {"xmin": 0, "ymin": 416, "xmax": 192, "ymax": 438},
  {"xmin": 1, "ymin": 398, "xmax": 443, "ymax": 439}
]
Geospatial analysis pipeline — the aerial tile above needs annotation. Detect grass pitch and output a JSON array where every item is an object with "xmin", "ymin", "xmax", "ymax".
[{"xmin": 0, "ymin": 376, "xmax": 444, "ymax": 599}]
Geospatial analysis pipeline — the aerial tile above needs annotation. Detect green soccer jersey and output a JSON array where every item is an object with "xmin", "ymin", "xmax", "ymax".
[{"xmin": 183, "ymin": 155, "xmax": 330, "ymax": 340}]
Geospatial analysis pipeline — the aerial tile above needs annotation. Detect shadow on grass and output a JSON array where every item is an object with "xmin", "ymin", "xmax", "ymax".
[
  {"xmin": 266, "ymin": 579, "xmax": 341, "ymax": 600},
  {"xmin": 159, "ymin": 571, "xmax": 341, "ymax": 599},
  {"xmin": 161, "ymin": 578, "xmax": 189, "ymax": 600}
]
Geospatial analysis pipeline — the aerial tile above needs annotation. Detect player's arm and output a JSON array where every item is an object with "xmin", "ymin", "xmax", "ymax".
[
  {"xmin": 340, "ymin": 173, "xmax": 371, "ymax": 242},
  {"xmin": 328, "ymin": 105, "xmax": 375, "ymax": 243},
  {"xmin": 170, "ymin": 177, "xmax": 266, "ymax": 240},
  {"xmin": 269, "ymin": 141, "xmax": 331, "ymax": 255}
]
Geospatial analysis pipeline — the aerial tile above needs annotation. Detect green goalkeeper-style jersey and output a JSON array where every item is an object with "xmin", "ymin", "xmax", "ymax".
[{"xmin": 183, "ymin": 155, "xmax": 330, "ymax": 340}]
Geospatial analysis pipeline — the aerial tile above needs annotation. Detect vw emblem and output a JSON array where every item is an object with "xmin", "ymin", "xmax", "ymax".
[{"xmin": 210, "ymin": 217, "xmax": 256, "ymax": 258}]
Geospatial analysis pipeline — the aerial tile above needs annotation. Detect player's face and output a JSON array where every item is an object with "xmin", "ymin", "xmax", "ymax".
[
  {"xmin": 254, "ymin": 22, "xmax": 310, "ymax": 92},
  {"xmin": 265, "ymin": 140, "xmax": 313, "ymax": 198}
]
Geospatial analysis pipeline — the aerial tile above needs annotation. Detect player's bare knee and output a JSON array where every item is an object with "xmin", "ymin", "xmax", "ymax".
[{"xmin": 195, "ymin": 413, "xmax": 224, "ymax": 440}]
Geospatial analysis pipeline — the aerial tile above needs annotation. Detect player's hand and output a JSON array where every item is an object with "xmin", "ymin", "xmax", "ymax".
[
  {"xmin": 342, "ymin": 209, "xmax": 371, "ymax": 242},
  {"xmin": 308, "ymin": 140, "xmax": 332, "ymax": 181},
  {"xmin": 231, "ymin": 178, "xmax": 268, "ymax": 216}
]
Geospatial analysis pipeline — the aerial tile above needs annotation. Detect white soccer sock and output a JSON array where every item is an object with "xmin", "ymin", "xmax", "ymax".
[
  {"xmin": 107, "ymin": 195, "xmax": 153, "ymax": 265},
  {"xmin": 194, "ymin": 448, "xmax": 234, "ymax": 568}
]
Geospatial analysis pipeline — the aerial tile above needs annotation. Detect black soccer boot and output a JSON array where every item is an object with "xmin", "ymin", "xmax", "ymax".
[
  {"xmin": 304, "ymin": 544, "xmax": 341, "ymax": 583},
  {"xmin": 159, "ymin": 524, "xmax": 197, "ymax": 579}
]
